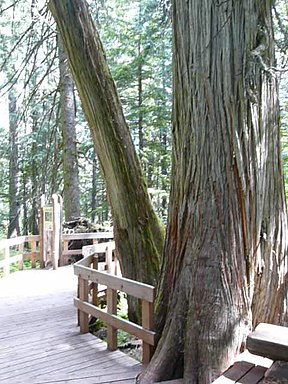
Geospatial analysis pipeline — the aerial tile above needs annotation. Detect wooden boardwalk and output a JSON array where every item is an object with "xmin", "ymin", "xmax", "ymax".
[
  {"xmin": 212, "ymin": 351, "xmax": 273, "ymax": 383},
  {"xmin": 0, "ymin": 267, "xmax": 142, "ymax": 384},
  {"xmin": 0, "ymin": 266, "xmax": 279, "ymax": 384}
]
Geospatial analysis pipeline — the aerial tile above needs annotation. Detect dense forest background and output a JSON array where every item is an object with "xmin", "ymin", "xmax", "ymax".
[{"xmin": 0, "ymin": 0, "xmax": 287, "ymax": 239}]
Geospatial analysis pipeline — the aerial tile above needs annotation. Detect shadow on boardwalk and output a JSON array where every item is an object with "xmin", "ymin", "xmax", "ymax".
[{"xmin": 0, "ymin": 267, "xmax": 142, "ymax": 384}]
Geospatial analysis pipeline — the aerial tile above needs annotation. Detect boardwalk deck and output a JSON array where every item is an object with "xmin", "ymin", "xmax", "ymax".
[
  {"xmin": 211, "ymin": 350, "xmax": 273, "ymax": 384},
  {"xmin": 0, "ymin": 267, "xmax": 278, "ymax": 384},
  {"xmin": 0, "ymin": 267, "xmax": 142, "ymax": 384}
]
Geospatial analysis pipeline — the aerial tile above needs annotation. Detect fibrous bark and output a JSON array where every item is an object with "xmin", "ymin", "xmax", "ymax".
[
  {"xmin": 139, "ymin": 1, "xmax": 287, "ymax": 383},
  {"xmin": 49, "ymin": 0, "xmax": 164, "ymax": 321}
]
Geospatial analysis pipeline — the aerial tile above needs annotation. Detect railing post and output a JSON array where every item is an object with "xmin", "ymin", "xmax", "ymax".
[
  {"xmin": 79, "ymin": 277, "xmax": 89, "ymax": 333},
  {"xmin": 63, "ymin": 240, "xmax": 68, "ymax": 265},
  {"xmin": 52, "ymin": 194, "xmax": 61, "ymax": 269},
  {"xmin": 92, "ymin": 255, "xmax": 98, "ymax": 306},
  {"xmin": 3, "ymin": 246, "xmax": 10, "ymax": 277},
  {"xmin": 39, "ymin": 195, "xmax": 45, "ymax": 268},
  {"xmin": 105, "ymin": 244, "xmax": 113, "ymax": 273},
  {"xmin": 18, "ymin": 243, "xmax": 24, "ymax": 270},
  {"xmin": 107, "ymin": 288, "xmax": 117, "ymax": 351},
  {"xmin": 114, "ymin": 249, "xmax": 118, "ymax": 276},
  {"xmin": 31, "ymin": 240, "xmax": 36, "ymax": 268},
  {"xmin": 142, "ymin": 300, "xmax": 154, "ymax": 364},
  {"xmin": 58, "ymin": 195, "xmax": 63, "ymax": 266}
]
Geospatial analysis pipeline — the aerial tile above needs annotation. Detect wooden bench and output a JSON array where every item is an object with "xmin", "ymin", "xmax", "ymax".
[{"xmin": 247, "ymin": 323, "xmax": 288, "ymax": 362}]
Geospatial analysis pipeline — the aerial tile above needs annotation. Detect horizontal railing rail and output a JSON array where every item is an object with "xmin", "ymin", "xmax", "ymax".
[
  {"xmin": 74, "ymin": 242, "xmax": 156, "ymax": 364},
  {"xmin": 61, "ymin": 231, "xmax": 113, "ymax": 265},
  {"xmin": 0, "ymin": 235, "xmax": 40, "ymax": 277},
  {"xmin": 0, "ymin": 232, "xmax": 114, "ymax": 276}
]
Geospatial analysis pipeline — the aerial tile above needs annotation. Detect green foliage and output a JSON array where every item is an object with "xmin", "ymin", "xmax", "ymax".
[
  {"xmin": 0, "ymin": 0, "xmax": 172, "ymax": 231},
  {"xmin": 90, "ymin": 0, "xmax": 172, "ymax": 222}
]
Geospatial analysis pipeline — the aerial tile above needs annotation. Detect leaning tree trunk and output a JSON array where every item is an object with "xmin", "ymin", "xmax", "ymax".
[
  {"xmin": 139, "ymin": 1, "xmax": 287, "ymax": 383},
  {"xmin": 58, "ymin": 35, "xmax": 81, "ymax": 222},
  {"xmin": 49, "ymin": 0, "xmax": 164, "ymax": 322},
  {"xmin": 7, "ymin": 91, "xmax": 20, "ymax": 238}
]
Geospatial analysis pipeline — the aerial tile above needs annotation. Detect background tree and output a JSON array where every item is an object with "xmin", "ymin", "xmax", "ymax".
[
  {"xmin": 49, "ymin": 0, "xmax": 165, "ymax": 322},
  {"xmin": 139, "ymin": 0, "xmax": 288, "ymax": 382},
  {"xmin": 49, "ymin": 0, "xmax": 287, "ymax": 383},
  {"xmin": 7, "ymin": 90, "xmax": 20, "ymax": 238},
  {"xmin": 58, "ymin": 35, "xmax": 80, "ymax": 221}
]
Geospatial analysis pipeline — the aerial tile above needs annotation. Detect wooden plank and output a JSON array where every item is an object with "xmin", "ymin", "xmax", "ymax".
[
  {"xmin": 63, "ymin": 249, "xmax": 84, "ymax": 256},
  {"xmin": 18, "ymin": 243, "xmax": 24, "ymax": 270},
  {"xmin": 92, "ymin": 256, "xmax": 98, "ymax": 306},
  {"xmin": 74, "ymin": 264, "xmax": 155, "ymax": 302},
  {"xmin": 62, "ymin": 232, "xmax": 113, "ymax": 241},
  {"xmin": 142, "ymin": 300, "xmax": 154, "ymax": 363},
  {"xmin": 20, "ymin": 369, "xmax": 141, "ymax": 384},
  {"xmin": 0, "ymin": 253, "xmax": 22, "ymax": 268},
  {"xmin": 212, "ymin": 361, "xmax": 255, "ymax": 383},
  {"xmin": 239, "ymin": 365, "xmax": 267, "ymax": 384},
  {"xmin": 33, "ymin": 365, "xmax": 142, "ymax": 384},
  {"xmin": 79, "ymin": 277, "xmax": 89, "ymax": 333},
  {"xmin": 31, "ymin": 240, "xmax": 37, "ymax": 268},
  {"xmin": 0, "ymin": 236, "xmax": 26, "ymax": 249},
  {"xmin": 247, "ymin": 323, "xmax": 288, "ymax": 361},
  {"xmin": 24, "ymin": 235, "xmax": 40, "ymax": 242},
  {"xmin": 0, "ymin": 339, "xmax": 107, "ymax": 375},
  {"xmin": 23, "ymin": 252, "xmax": 40, "ymax": 258},
  {"xmin": 105, "ymin": 244, "xmax": 113, "ymax": 273},
  {"xmin": 107, "ymin": 287, "xmax": 118, "ymax": 351},
  {"xmin": 82, "ymin": 241, "xmax": 115, "ymax": 257},
  {"xmin": 39, "ymin": 195, "xmax": 45, "ymax": 268},
  {"xmin": 74, "ymin": 298, "xmax": 155, "ymax": 345},
  {"xmin": 3, "ymin": 246, "xmax": 9, "ymax": 277},
  {"xmin": 237, "ymin": 349, "xmax": 273, "ymax": 368},
  {"xmin": 0, "ymin": 267, "xmax": 142, "ymax": 384}
]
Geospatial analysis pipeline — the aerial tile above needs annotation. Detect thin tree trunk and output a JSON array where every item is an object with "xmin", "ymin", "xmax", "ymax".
[
  {"xmin": 22, "ymin": 172, "xmax": 28, "ymax": 236},
  {"xmin": 49, "ymin": 0, "xmax": 164, "ymax": 322},
  {"xmin": 139, "ymin": 1, "xmax": 287, "ymax": 383},
  {"xmin": 30, "ymin": 110, "xmax": 39, "ymax": 235},
  {"xmin": 137, "ymin": 4, "xmax": 144, "ymax": 156},
  {"xmin": 91, "ymin": 155, "xmax": 98, "ymax": 224},
  {"xmin": 7, "ymin": 91, "xmax": 20, "ymax": 238},
  {"xmin": 58, "ymin": 35, "xmax": 80, "ymax": 221}
]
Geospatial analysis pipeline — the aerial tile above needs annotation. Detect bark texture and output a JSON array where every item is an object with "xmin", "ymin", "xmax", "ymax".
[
  {"xmin": 58, "ymin": 35, "xmax": 81, "ymax": 221},
  {"xmin": 139, "ymin": 1, "xmax": 287, "ymax": 383},
  {"xmin": 7, "ymin": 92, "xmax": 20, "ymax": 238},
  {"xmin": 49, "ymin": 0, "xmax": 164, "ymax": 320}
]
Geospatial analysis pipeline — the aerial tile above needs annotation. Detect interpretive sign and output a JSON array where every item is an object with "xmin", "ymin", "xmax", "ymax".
[{"xmin": 43, "ymin": 206, "xmax": 53, "ymax": 231}]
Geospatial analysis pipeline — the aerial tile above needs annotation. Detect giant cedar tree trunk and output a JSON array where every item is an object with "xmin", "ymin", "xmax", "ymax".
[
  {"xmin": 58, "ymin": 35, "xmax": 81, "ymax": 222},
  {"xmin": 48, "ymin": 0, "xmax": 164, "ymax": 321},
  {"xmin": 7, "ymin": 92, "xmax": 20, "ymax": 238},
  {"xmin": 139, "ymin": 1, "xmax": 287, "ymax": 383}
]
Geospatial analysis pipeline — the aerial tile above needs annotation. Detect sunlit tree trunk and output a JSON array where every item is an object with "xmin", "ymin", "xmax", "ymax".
[
  {"xmin": 91, "ymin": 155, "xmax": 98, "ymax": 224},
  {"xmin": 30, "ymin": 110, "xmax": 39, "ymax": 235},
  {"xmin": 139, "ymin": 1, "xmax": 287, "ymax": 382},
  {"xmin": 58, "ymin": 35, "xmax": 80, "ymax": 221},
  {"xmin": 7, "ymin": 92, "xmax": 20, "ymax": 238},
  {"xmin": 49, "ymin": 0, "xmax": 164, "ymax": 322}
]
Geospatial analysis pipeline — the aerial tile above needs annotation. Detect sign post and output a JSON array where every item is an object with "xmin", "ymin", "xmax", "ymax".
[{"xmin": 40, "ymin": 195, "xmax": 62, "ymax": 269}]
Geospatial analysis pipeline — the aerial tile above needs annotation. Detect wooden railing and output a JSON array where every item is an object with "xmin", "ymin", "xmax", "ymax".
[
  {"xmin": 0, "ymin": 232, "xmax": 114, "ymax": 276},
  {"xmin": 74, "ymin": 242, "xmax": 156, "ymax": 364},
  {"xmin": 61, "ymin": 231, "xmax": 113, "ymax": 265},
  {"xmin": 0, "ymin": 235, "xmax": 40, "ymax": 277}
]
